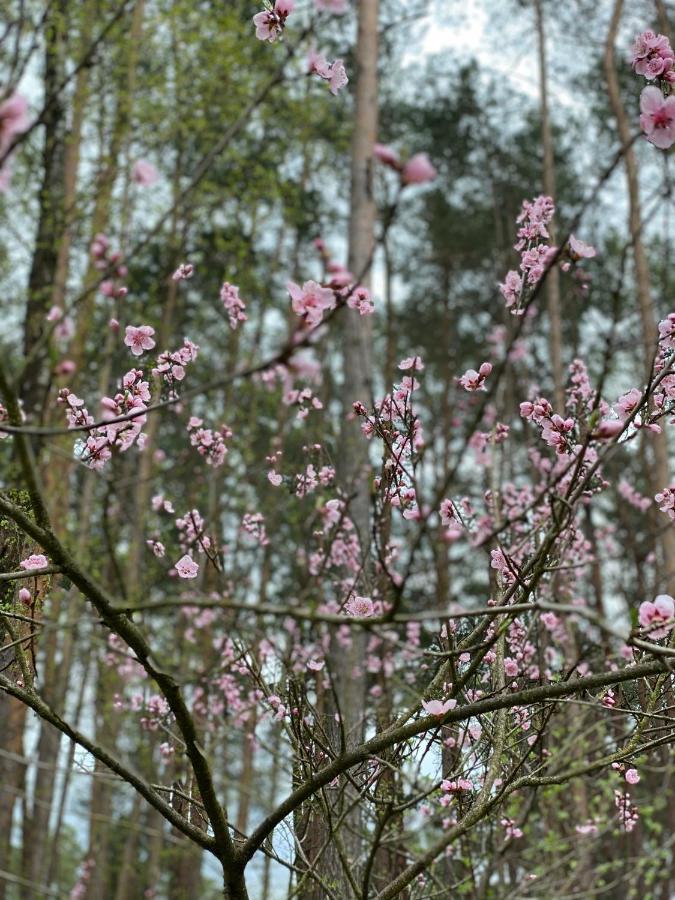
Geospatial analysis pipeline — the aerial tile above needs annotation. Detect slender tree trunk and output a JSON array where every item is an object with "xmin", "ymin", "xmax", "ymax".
[
  {"xmin": 295, "ymin": 2, "xmax": 379, "ymax": 894},
  {"xmin": 534, "ymin": 0, "xmax": 564, "ymax": 412},
  {"xmin": 604, "ymin": 0, "xmax": 675, "ymax": 594},
  {"xmin": 21, "ymin": 0, "xmax": 68, "ymax": 421}
]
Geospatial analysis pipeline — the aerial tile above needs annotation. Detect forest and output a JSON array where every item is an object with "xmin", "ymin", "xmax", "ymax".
[{"xmin": 2, "ymin": 0, "xmax": 675, "ymax": 897}]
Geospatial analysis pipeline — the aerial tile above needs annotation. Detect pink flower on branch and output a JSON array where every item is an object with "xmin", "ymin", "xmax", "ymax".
[
  {"xmin": 632, "ymin": 31, "xmax": 674, "ymax": 80},
  {"xmin": 344, "ymin": 595, "xmax": 375, "ymax": 617},
  {"xmin": 401, "ymin": 152, "xmax": 437, "ymax": 185},
  {"xmin": 459, "ymin": 362, "xmax": 492, "ymax": 392},
  {"xmin": 253, "ymin": 0, "xmax": 294, "ymax": 42},
  {"xmin": 639, "ymin": 86, "xmax": 675, "ymax": 149},
  {"xmin": 132, "ymin": 159, "xmax": 159, "ymax": 186},
  {"xmin": 307, "ymin": 51, "xmax": 349, "ymax": 95},
  {"xmin": 220, "ymin": 282, "xmax": 247, "ymax": 330},
  {"xmin": 422, "ymin": 698, "xmax": 457, "ymax": 717},
  {"xmin": 124, "ymin": 325, "xmax": 156, "ymax": 357},
  {"xmin": 287, "ymin": 280, "xmax": 336, "ymax": 327},
  {"xmin": 175, "ymin": 555, "xmax": 199, "ymax": 579},
  {"xmin": 20, "ymin": 554, "xmax": 48, "ymax": 570},
  {"xmin": 639, "ymin": 594, "xmax": 675, "ymax": 639}
]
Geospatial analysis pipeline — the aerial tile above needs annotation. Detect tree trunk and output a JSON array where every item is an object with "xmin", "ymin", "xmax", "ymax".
[
  {"xmin": 534, "ymin": 0, "xmax": 564, "ymax": 412},
  {"xmin": 604, "ymin": 0, "xmax": 675, "ymax": 594}
]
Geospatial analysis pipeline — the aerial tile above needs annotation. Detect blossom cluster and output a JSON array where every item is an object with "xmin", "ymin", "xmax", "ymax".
[
  {"xmin": 152, "ymin": 338, "xmax": 199, "ymax": 396},
  {"xmin": 632, "ymin": 31, "xmax": 675, "ymax": 149},
  {"xmin": 187, "ymin": 417, "xmax": 232, "ymax": 467},
  {"xmin": 220, "ymin": 281, "xmax": 248, "ymax": 330},
  {"xmin": 58, "ymin": 369, "xmax": 149, "ymax": 469},
  {"xmin": 91, "ymin": 233, "xmax": 128, "ymax": 300}
]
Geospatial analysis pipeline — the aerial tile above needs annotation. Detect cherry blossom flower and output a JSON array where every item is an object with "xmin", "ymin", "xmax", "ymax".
[
  {"xmin": 172, "ymin": 263, "xmax": 194, "ymax": 281},
  {"xmin": 616, "ymin": 387, "xmax": 643, "ymax": 419},
  {"xmin": 132, "ymin": 159, "xmax": 159, "ymax": 186},
  {"xmin": 344, "ymin": 595, "xmax": 375, "ymax": 617},
  {"xmin": 124, "ymin": 325, "xmax": 156, "ymax": 356},
  {"xmin": 398, "ymin": 356, "xmax": 424, "ymax": 371},
  {"xmin": 499, "ymin": 270, "xmax": 523, "ymax": 309},
  {"xmin": 175, "ymin": 555, "xmax": 199, "ymax": 579},
  {"xmin": 625, "ymin": 768, "xmax": 640, "ymax": 785},
  {"xmin": 401, "ymin": 153, "xmax": 437, "ymax": 185},
  {"xmin": 593, "ymin": 419, "xmax": 623, "ymax": 440},
  {"xmin": 568, "ymin": 235, "xmax": 596, "ymax": 259},
  {"xmin": 655, "ymin": 486, "xmax": 675, "ymax": 520},
  {"xmin": 422, "ymin": 698, "xmax": 457, "ymax": 717},
  {"xmin": 501, "ymin": 817, "xmax": 523, "ymax": 839},
  {"xmin": 220, "ymin": 282, "xmax": 247, "ymax": 329},
  {"xmin": 373, "ymin": 143, "xmax": 400, "ymax": 169},
  {"xmin": 0, "ymin": 91, "xmax": 30, "ymax": 188},
  {"xmin": 632, "ymin": 31, "xmax": 674, "ymax": 80},
  {"xmin": 346, "ymin": 285, "xmax": 374, "ymax": 315},
  {"xmin": 18, "ymin": 588, "xmax": 31, "ymax": 604},
  {"xmin": 575, "ymin": 821, "xmax": 599, "ymax": 836},
  {"xmin": 0, "ymin": 92, "xmax": 29, "ymax": 153},
  {"xmin": 307, "ymin": 51, "xmax": 349, "ymax": 94},
  {"xmin": 459, "ymin": 362, "xmax": 492, "ymax": 392},
  {"xmin": 639, "ymin": 594, "xmax": 675, "ymax": 639},
  {"xmin": 491, "ymin": 547, "xmax": 516, "ymax": 584},
  {"xmin": 287, "ymin": 280, "xmax": 335, "ymax": 327},
  {"xmin": 253, "ymin": 0, "xmax": 294, "ymax": 42},
  {"xmin": 20, "ymin": 554, "xmax": 48, "ymax": 570},
  {"xmin": 639, "ymin": 86, "xmax": 675, "ymax": 149}
]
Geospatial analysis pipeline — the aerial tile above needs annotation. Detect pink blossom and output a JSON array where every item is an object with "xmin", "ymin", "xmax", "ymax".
[
  {"xmin": 20, "ymin": 554, "xmax": 48, "ymax": 570},
  {"xmin": 344, "ymin": 595, "xmax": 375, "ymax": 617},
  {"xmin": 287, "ymin": 280, "xmax": 335, "ymax": 327},
  {"xmin": 308, "ymin": 53, "xmax": 348, "ymax": 94},
  {"xmin": 374, "ymin": 143, "xmax": 400, "ymax": 169},
  {"xmin": 625, "ymin": 768, "xmax": 640, "ymax": 785},
  {"xmin": 220, "ymin": 282, "xmax": 247, "ymax": 330},
  {"xmin": 632, "ymin": 31, "xmax": 674, "ymax": 80},
  {"xmin": 616, "ymin": 387, "xmax": 642, "ymax": 419},
  {"xmin": 132, "ymin": 159, "xmax": 159, "ymax": 186},
  {"xmin": 253, "ymin": 0, "xmax": 294, "ymax": 42},
  {"xmin": 639, "ymin": 86, "xmax": 675, "ymax": 149},
  {"xmin": 568, "ymin": 235, "xmax": 596, "ymax": 259},
  {"xmin": 422, "ymin": 698, "xmax": 457, "ymax": 717},
  {"xmin": 124, "ymin": 325, "xmax": 156, "ymax": 356},
  {"xmin": 268, "ymin": 471, "xmax": 282, "ymax": 486},
  {"xmin": 398, "ymin": 356, "xmax": 424, "ymax": 371},
  {"xmin": 499, "ymin": 270, "xmax": 523, "ymax": 309},
  {"xmin": 402, "ymin": 153, "xmax": 437, "ymax": 185},
  {"xmin": 175, "ymin": 555, "xmax": 199, "ymax": 579},
  {"xmin": 655, "ymin": 486, "xmax": 675, "ymax": 520},
  {"xmin": 459, "ymin": 362, "xmax": 492, "ymax": 392},
  {"xmin": 172, "ymin": 263, "xmax": 194, "ymax": 281},
  {"xmin": 593, "ymin": 419, "xmax": 623, "ymax": 440},
  {"xmin": 18, "ymin": 587, "xmax": 31, "ymax": 604},
  {"xmin": 0, "ymin": 93, "xmax": 29, "ymax": 154},
  {"xmin": 639, "ymin": 594, "xmax": 675, "ymax": 639},
  {"xmin": 346, "ymin": 285, "xmax": 374, "ymax": 315}
]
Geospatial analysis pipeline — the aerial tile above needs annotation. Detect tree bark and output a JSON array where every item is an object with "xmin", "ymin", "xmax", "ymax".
[
  {"xmin": 604, "ymin": 0, "xmax": 675, "ymax": 594},
  {"xmin": 534, "ymin": 0, "xmax": 564, "ymax": 412}
]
